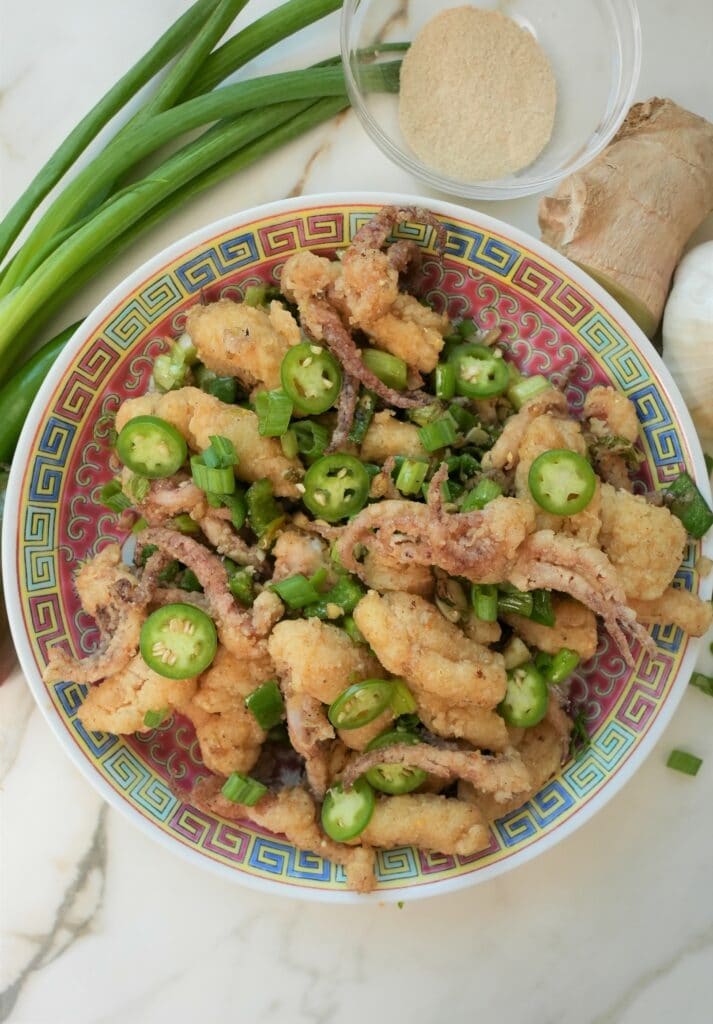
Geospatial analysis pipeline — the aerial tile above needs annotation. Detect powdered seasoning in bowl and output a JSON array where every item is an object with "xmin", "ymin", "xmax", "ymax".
[{"xmin": 341, "ymin": 0, "xmax": 641, "ymax": 200}]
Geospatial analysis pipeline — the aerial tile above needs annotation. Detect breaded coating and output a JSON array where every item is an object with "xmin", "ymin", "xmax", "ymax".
[
  {"xmin": 504, "ymin": 595, "xmax": 598, "ymax": 660},
  {"xmin": 461, "ymin": 614, "xmax": 502, "ymax": 646},
  {"xmin": 268, "ymin": 618, "xmax": 382, "ymax": 704},
  {"xmin": 599, "ymin": 483, "xmax": 686, "ymax": 600},
  {"xmin": 77, "ymin": 653, "xmax": 197, "ymax": 734},
  {"xmin": 365, "ymin": 293, "xmax": 448, "ymax": 373},
  {"xmin": 584, "ymin": 385, "xmax": 639, "ymax": 442},
  {"xmin": 461, "ymin": 716, "xmax": 567, "ymax": 821},
  {"xmin": 191, "ymin": 778, "xmax": 376, "ymax": 892},
  {"xmin": 515, "ymin": 413, "xmax": 601, "ymax": 544},
  {"xmin": 182, "ymin": 646, "xmax": 269, "ymax": 776},
  {"xmin": 272, "ymin": 529, "xmax": 333, "ymax": 584},
  {"xmin": 361, "ymin": 549, "xmax": 433, "ymax": 596},
  {"xmin": 360, "ymin": 410, "xmax": 427, "ymax": 462},
  {"xmin": 185, "ymin": 298, "xmax": 300, "ymax": 391},
  {"xmin": 630, "ymin": 585, "xmax": 713, "ymax": 636},
  {"xmin": 338, "ymin": 707, "xmax": 395, "ymax": 752},
  {"xmin": 74, "ymin": 544, "xmax": 136, "ymax": 623},
  {"xmin": 417, "ymin": 697, "xmax": 510, "ymax": 752},
  {"xmin": 354, "ymin": 591, "xmax": 506, "ymax": 707},
  {"xmin": 280, "ymin": 251, "xmax": 344, "ymax": 338},
  {"xmin": 360, "ymin": 794, "xmax": 491, "ymax": 856},
  {"xmin": 116, "ymin": 387, "xmax": 302, "ymax": 497},
  {"xmin": 483, "ymin": 388, "xmax": 569, "ymax": 471}
]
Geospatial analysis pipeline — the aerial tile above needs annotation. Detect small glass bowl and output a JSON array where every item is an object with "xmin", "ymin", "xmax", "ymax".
[{"xmin": 340, "ymin": 0, "xmax": 641, "ymax": 200}]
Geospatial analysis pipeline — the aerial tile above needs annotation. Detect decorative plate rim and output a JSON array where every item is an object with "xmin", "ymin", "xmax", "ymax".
[{"xmin": 4, "ymin": 191, "xmax": 711, "ymax": 904}]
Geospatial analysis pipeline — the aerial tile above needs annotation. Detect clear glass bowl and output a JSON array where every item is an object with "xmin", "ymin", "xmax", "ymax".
[{"xmin": 340, "ymin": 0, "xmax": 641, "ymax": 199}]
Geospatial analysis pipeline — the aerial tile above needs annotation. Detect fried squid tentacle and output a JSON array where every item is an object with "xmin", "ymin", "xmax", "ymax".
[{"xmin": 327, "ymin": 372, "xmax": 360, "ymax": 453}]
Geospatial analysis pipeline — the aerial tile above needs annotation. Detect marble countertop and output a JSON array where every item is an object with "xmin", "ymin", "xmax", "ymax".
[{"xmin": 2, "ymin": 1, "xmax": 713, "ymax": 1021}]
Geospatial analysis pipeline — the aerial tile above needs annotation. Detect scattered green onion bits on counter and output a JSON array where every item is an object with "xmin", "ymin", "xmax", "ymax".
[{"xmin": 666, "ymin": 749, "xmax": 703, "ymax": 776}]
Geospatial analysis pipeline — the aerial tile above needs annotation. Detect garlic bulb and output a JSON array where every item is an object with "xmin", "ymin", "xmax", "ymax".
[{"xmin": 662, "ymin": 241, "xmax": 713, "ymax": 449}]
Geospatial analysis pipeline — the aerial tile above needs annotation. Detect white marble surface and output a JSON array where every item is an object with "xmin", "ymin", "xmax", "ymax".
[{"xmin": 2, "ymin": 1, "xmax": 713, "ymax": 1021}]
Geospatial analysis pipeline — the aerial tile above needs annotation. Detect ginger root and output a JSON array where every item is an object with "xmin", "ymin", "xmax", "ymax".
[{"xmin": 538, "ymin": 99, "xmax": 713, "ymax": 337}]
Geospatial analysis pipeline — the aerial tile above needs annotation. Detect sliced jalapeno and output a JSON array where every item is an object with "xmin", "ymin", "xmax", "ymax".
[
  {"xmin": 448, "ymin": 343, "xmax": 510, "ymax": 399},
  {"xmin": 328, "ymin": 679, "xmax": 393, "ymax": 729},
  {"xmin": 139, "ymin": 603, "xmax": 217, "ymax": 679},
  {"xmin": 498, "ymin": 663, "xmax": 548, "ymax": 728},
  {"xmin": 528, "ymin": 449, "xmax": 596, "ymax": 516},
  {"xmin": 116, "ymin": 415, "xmax": 187, "ymax": 478},
  {"xmin": 321, "ymin": 778, "xmax": 375, "ymax": 841},
  {"xmin": 364, "ymin": 730, "xmax": 427, "ymax": 795},
  {"xmin": 302, "ymin": 454, "xmax": 370, "ymax": 522},
  {"xmin": 280, "ymin": 342, "xmax": 342, "ymax": 414}
]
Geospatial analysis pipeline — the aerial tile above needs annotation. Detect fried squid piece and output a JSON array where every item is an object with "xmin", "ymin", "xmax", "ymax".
[
  {"xmin": 182, "ymin": 646, "xmax": 269, "ymax": 776},
  {"xmin": 599, "ymin": 483, "xmax": 686, "ymax": 600},
  {"xmin": 360, "ymin": 410, "xmax": 427, "ymax": 462},
  {"xmin": 198, "ymin": 511, "xmax": 266, "ymax": 570},
  {"xmin": 364, "ymin": 293, "xmax": 449, "ymax": 374},
  {"xmin": 584, "ymin": 386, "xmax": 641, "ymax": 490},
  {"xmin": 353, "ymin": 591, "xmax": 506, "ymax": 708},
  {"xmin": 77, "ymin": 653, "xmax": 197, "ymax": 734},
  {"xmin": 629, "ymin": 586, "xmax": 713, "ymax": 636},
  {"xmin": 139, "ymin": 528, "xmax": 271, "ymax": 661},
  {"xmin": 359, "ymin": 793, "xmax": 491, "ymax": 857},
  {"xmin": 128, "ymin": 473, "xmax": 206, "ymax": 527},
  {"xmin": 459, "ymin": 713, "xmax": 568, "ymax": 821},
  {"xmin": 417, "ymin": 698, "xmax": 510, "ymax": 752},
  {"xmin": 343, "ymin": 743, "xmax": 530, "ymax": 803},
  {"xmin": 482, "ymin": 387, "xmax": 569, "ymax": 471},
  {"xmin": 191, "ymin": 778, "xmax": 377, "ymax": 892},
  {"xmin": 504, "ymin": 595, "xmax": 598, "ymax": 661},
  {"xmin": 185, "ymin": 298, "xmax": 300, "ymax": 392},
  {"xmin": 43, "ymin": 546, "xmax": 167, "ymax": 684},
  {"xmin": 116, "ymin": 387, "xmax": 302, "ymax": 497},
  {"xmin": 271, "ymin": 528, "xmax": 334, "ymax": 585}
]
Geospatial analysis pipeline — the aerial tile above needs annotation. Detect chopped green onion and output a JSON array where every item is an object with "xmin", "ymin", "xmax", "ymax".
[
  {"xmin": 152, "ymin": 334, "xmax": 197, "ymax": 392},
  {"xmin": 243, "ymin": 283, "xmax": 271, "ymax": 307},
  {"xmin": 190, "ymin": 455, "xmax": 235, "ymax": 494},
  {"xmin": 664, "ymin": 472, "xmax": 713, "ymax": 539},
  {"xmin": 418, "ymin": 416, "xmax": 457, "ymax": 452},
  {"xmin": 461, "ymin": 477, "xmax": 502, "ymax": 512},
  {"xmin": 546, "ymin": 648, "xmax": 580, "ymax": 685},
  {"xmin": 245, "ymin": 679, "xmax": 285, "ymax": 730},
  {"xmin": 143, "ymin": 708, "xmax": 170, "ymax": 729},
  {"xmin": 99, "ymin": 479, "xmax": 131, "ymax": 513},
  {"xmin": 690, "ymin": 672, "xmax": 713, "ymax": 697},
  {"xmin": 211, "ymin": 490, "xmax": 247, "ymax": 530},
  {"xmin": 255, "ymin": 388, "xmax": 293, "ymax": 436},
  {"xmin": 158, "ymin": 560, "xmax": 181, "ymax": 584},
  {"xmin": 507, "ymin": 374, "xmax": 550, "ymax": 411},
  {"xmin": 390, "ymin": 679, "xmax": 417, "ymax": 715},
  {"xmin": 280, "ymin": 427, "xmax": 298, "ymax": 459},
  {"xmin": 434, "ymin": 363, "xmax": 456, "ymax": 400},
  {"xmin": 224, "ymin": 559, "xmax": 254, "ymax": 605},
  {"xmin": 246, "ymin": 479, "xmax": 284, "ymax": 542},
  {"xmin": 407, "ymin": 401, "xmax": 445, "ymax": 428},
  {"xmin": 195, "ymin": 364, "xmax": 238, "ymax": 404},
  {"xmin": 666, "ymin": 749, "xmax": 702, "ymax": 776},
  {"xmin": 267, "ymin": 723, "xmax": 290, "ymax": 744},
  {"xmin": 349, "ymin": 390, "xmax": 376, "ymax": 445},
  {"xmin": 179, "ymin": 569, "xmax": 202, "ymax": 592},
  {"xmin": 705, "ymin": 453, "xmax": 713, "ymax": 475},
  {"xmin": 342, "ymin": 615, "xmax": 366, "ymax": 645},
  {"xmin": 531, "ymin": 589, "xmax": 556, "ymax": 627},
  {"xmin": 497, "ymin": 584, "xmax": 534, "ymax": 618},
  {"xmin": 303, "ymin": 575, "xmax": 365, "ymax": 619},
  {"xmin": 292, "ymin": 420, "xmax": 329, "ymax": 461},
  {"xmin": 395, "ymin": 458, "xmax": 429, "ymax": 496},
  {"xmin": 132, "ymin": 516, "xmax": 148, "ymax": 533},
  {"xmin": 534, "ymin": 651, "xmax": 553, "ymax": 675},
  {"xmin": 362, "ymin": 348, "xmax": 408, "ymax": 390},
  {"xmin": 221, "ymin": 771, "xmax": 268, "ymax": 805},
  {"xmin": 138, "ymin": 544, "xmax": 158, "ymax": 566},
  {"xmin": 170, "ymin": 513, "xmax": 200, "ymax": 535},
  {"xmin": 569, "ymin": 710, "xmax": 590, "ymax": 758},
  {"xmin": 470, "ymin": 583, "xmax": 498, "ymax": 622},
  {"xmin": 205, "ymin": 435, "xmax": 237, "ymax": 468},
  {"xmin": 457, "ymin": 319, "xmax": 478, "ymax": 338},
  {"xmin": 125, "ymin": 474, "xmax": 150, "ymax": 502},
  {"xmin": 447, "ymin": 403, "xmax": 476, "ymax": 433},
  {"xmin": 271, "ymin": 573, "xmax": 321, "ymax": 609}
]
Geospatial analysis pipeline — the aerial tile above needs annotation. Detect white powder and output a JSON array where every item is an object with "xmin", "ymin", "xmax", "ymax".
[{"xmin": 398, "ymin": 6, "xmax": 557, "ymax": 182}]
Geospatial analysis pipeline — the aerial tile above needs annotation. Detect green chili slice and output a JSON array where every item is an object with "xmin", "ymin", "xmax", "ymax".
[
  {"xmin": 139, "ymin": 603, "xmax": 217, "ymax": 680},
  {"xmin": 363, "ymin": 730, "xmax": 427, "ymax": 795},
  {"xmin": 448, "ymin": 343, "xmax": 509, "ymax": 398},
  {"xmin": 664, "ymin": 472, "xmax": 713, "ymax": 539},
  {"xmin": 328, "ymin": 679, "xmax": 393, "ymax": 730},
  {"xmin": 280, "ymin": 342, "xmax": 342, "ymax": 414},
  {"xmin": 498, "ymin": 663, "xmax": 548, "ymax": 728},
  {"xmin": 528, "ymin": 449, "xmax": 596, "ymax": 516},
  {"xmin": 321, "ymin": 779, "xmax": 375, "ymax": 841},
  {"xmin": 116, "ymin": 415, "xmax": 187, "ymax": 478},
  {"xmin": 302, "ymin": 454, "xmax": 370, "ymax": 522},
  {"xmin": 362, "ymin": 348, "xmax": 408, "ymax": 391}
]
